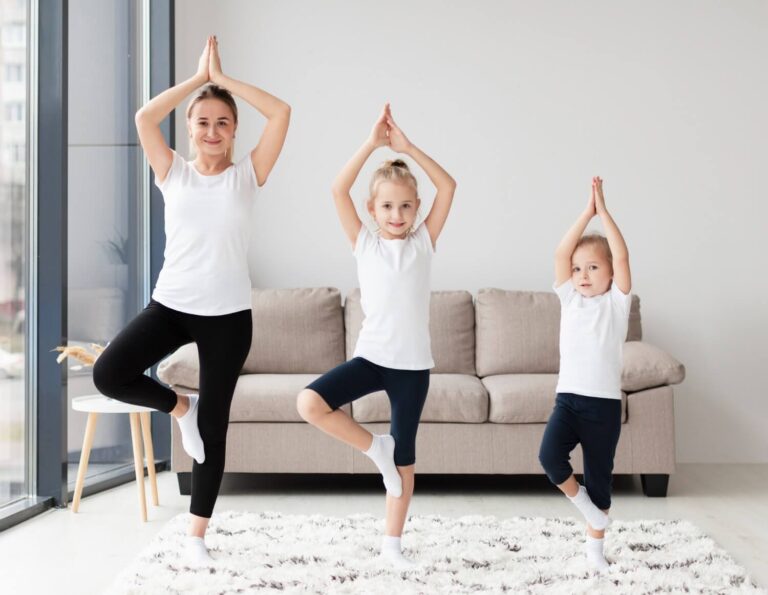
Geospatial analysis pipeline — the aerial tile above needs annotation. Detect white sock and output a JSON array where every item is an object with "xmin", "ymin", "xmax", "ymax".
[
  {"xmin": 364, "ymin": 434, "xmax": 402, "ymax": 497},
  {"xmin": 585, "ymin": 535, "xmax": 610, "ymax": 571},
  {"xmin": 185, "ymin": 536, "xmax": 213, "ymax": 565},
  {"xmin": 176, "ymin": 394, "xmax": 205, "ymax": 464},
  {"xmin": 568, "ymin": 485, "xmax": 611, "ymax": 530},
  {"xmin": 381, "ymin": 535, "xmax": 417, "ymax": 569}
]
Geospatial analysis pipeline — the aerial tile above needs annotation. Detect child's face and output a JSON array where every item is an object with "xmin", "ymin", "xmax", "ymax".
[
  {"xmin": 368, "ymin": 181, "xmax": 420, "ymax": 239},
  {"xmin": 187, "ymin": 98, "xmax": 236, "ymax": 159},
  {"xmin": 571, "ymin": 244, "xmax": 613, "ymax": 297}
]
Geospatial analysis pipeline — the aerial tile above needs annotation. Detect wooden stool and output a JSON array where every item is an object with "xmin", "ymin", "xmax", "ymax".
[{"xmin": 71, "ymin": 394, "xmax": 159, "ymax": 522}]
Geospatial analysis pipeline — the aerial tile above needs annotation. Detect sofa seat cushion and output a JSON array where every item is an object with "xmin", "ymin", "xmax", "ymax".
[
  {"xmin": 351, "ymin": 374, "xmax": 488, "ymax": 423},
  {"xmin": 483, "ymin": 374, "xmax": 627, "ymax": 424},
  {"xmin": 229, "ymin": 374, "xmax": 350, "ymax": 422},
  {"xmin": 622, "ymin": 341, "xmax": 686, "ymax": 392}
]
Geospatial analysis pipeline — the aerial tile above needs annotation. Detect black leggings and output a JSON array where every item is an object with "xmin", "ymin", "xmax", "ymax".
[
  {"xmin": 306, "ymin": 357, "xmax": 430, "ymax": 466},
  {"xmin": 92, "ymin": 299, "xmax": 252, "ymax": 518},
  {"xmin": 538, "ymin": 392, "xmax": 622, "ymax": 510}
]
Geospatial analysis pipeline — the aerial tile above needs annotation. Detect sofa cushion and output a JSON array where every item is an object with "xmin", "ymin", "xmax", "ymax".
[
  {"xmin": 475, "ymin": 288, "xmax": 642, "ymax": 377},
  {"xmin": 483, "ymin": 374, "xmax": 627, "ymax": 423},
  {"xmin": 345, "ymin": 289, "xmax": 476, "ymax": 374},
  {"xmin": 230, "ymin": 374, "xmax": 350, "ymax": 422},
  {"xmin": 622, "ymin": 341, "xmax": 686, "ymax": 392},
  {"xmin": 243, "ymin": 287, "xmax": 345, "ymax": 374},
  {"xmin": 351, "ymin": 374, "xmax": 488, "ymax": 423}
]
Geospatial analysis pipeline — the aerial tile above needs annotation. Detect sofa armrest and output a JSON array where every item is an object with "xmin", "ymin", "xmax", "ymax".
[
  {"xmin": 157, "ymin": 343, "xmax": 200, "ymax": 390},
  {"xmin": 622, "ymin": 341, "xmax": 685, "ymax": 392}
]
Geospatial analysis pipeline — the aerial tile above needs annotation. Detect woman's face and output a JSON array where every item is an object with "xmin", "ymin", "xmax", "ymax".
[{"xmin": 187, "ymin": 98, "xmax": 236, "ymax": 158}]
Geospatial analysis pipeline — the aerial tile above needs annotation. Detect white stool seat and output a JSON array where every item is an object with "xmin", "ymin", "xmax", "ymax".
[
  {"xmin": 70, "ymin": 393, "xmax": 160, "ymax": 522},
  {"xmin": 73, "ymin": 394, "xmax": 154, "ymax": 414}
]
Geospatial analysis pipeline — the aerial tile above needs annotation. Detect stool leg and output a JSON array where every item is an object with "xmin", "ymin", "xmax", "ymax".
[
  {"xmin": 72, "ymin": 412, "xmax": 99, "ymax": 513},
  {"xmin": 140, "ymin": 411, "xmax": 159, "ymax": 506},
  {"xmin": 129, "ymin": 412, "xmax": 148, "ymax": 522}
]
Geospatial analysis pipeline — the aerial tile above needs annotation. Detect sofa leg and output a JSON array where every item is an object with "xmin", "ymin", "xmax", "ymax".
[
  {"xmin": 641, "ymin": 473, "xmax": 669, "ymax": 497},
  {"xmin": 177, "ymin": 472, "xmax": 191, "ymax": 496}
]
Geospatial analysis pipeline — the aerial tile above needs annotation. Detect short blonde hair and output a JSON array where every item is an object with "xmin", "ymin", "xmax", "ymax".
[{"xmin": 574, "ymin": 233, "xmax": 613, "ymax": 270}]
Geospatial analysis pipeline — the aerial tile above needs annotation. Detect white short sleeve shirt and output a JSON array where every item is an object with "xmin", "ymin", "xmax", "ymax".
[
  {"xmin": 352, "ymin": 223, "xmax": 435, "ymax": 370},
  {"xmin": 152, "ymin": 151, "xmax": 259, "ymax": 316},
  {"xmin": 554, "ymin": 279, "xmax": 632, "ymax": 400}
]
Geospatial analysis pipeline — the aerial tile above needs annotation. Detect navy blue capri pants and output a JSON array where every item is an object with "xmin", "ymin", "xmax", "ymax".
[
  {"xmin": 306, "ymin": 357, "xmax": 430, "ymax": 466},
  {"xmin": 539, "ymin": 392, "xmax": 622, "ymax": 511}
]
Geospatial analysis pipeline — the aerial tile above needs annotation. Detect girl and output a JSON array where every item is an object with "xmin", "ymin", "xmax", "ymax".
[
  {"xmin": 296, "ymin": 104, "xmax": 456, "ymax": 568},
  {"xmin": 92, "ymin": 36, "xmax": 290, "ymax": 564},
  {"xmin": 538, "ymin": 176, "xmax": 632, "ymax": 571}
]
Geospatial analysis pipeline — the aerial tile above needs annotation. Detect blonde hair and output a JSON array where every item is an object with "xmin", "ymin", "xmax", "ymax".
[
  {"xmin": 186, "ymin": 84, "xmax": 238, "ymax": 160},
  {"xmin": 368, "ymin": 159, "xmax": 418, "ymax": 202},
  {"xmin": 574, "ymin": 233, "xmax": 613, "ymax": 271}
]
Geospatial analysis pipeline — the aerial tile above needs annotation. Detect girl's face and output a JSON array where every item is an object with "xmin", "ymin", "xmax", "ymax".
[
  {"xmin": 368, "ymin": 181, "xmax": 420, "ymax": 239},
  {"xmin": 571, "ymin": 244, "xmax": 613, "ymax": 297},
  {"xmin": 187, "ymin": 98, "xmax": 236, "ymax": 159}
]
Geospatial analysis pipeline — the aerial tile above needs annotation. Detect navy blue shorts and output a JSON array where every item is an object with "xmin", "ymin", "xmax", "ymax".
[
  {"xmin": 538, "ymin": 392, "xmax": 622, "ymax": 510},
  {"xmin": 306, "ymin": 357, "xmax": 430, "ymax": 466}
]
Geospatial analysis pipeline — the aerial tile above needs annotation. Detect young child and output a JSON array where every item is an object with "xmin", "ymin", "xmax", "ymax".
[
  {"xmin": 296, "ymin": 103, "xmax": 456, "ymax": 568},
  {"xmin": 538, "ymin": 176, "xmax": 632, "ymax": 571}
]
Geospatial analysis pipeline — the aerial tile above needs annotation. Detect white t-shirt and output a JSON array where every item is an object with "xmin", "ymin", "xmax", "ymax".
[
  {"xmin": 352, "ymin": 223, "xmax": 435, "ymax": 370},
  {"xmin": 152, "ymin": 151, "xmax": 259, "ymax": 316},
  {"xmin": 554, "ymin": 279, "xmax": 632, "ymax": 400}
]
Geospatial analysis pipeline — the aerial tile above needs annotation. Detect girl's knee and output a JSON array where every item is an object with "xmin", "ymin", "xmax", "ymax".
[{"xmin": 296, "ymin": 389, "xmax": 328, "ymax": 422}]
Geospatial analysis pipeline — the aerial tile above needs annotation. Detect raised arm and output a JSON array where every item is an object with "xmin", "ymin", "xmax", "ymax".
[
  {"xmin": 555, "ymin": 183, "xmax": 596, "ymax": 286},
  {"xmin": 386, "ymin": 106, "xmax": 456, "ymax": 248},
  {"xmin": 331, "ymin": 105, "xmax": 390, "ymax": 249},
  {"xmin": 134, "ymin": 37, "xmax": 211, "ymax": 183},
  {"xmin": 209, "ymin": 37, "xmax": 290, "ymax": 187},
  {"xmin": 593, "ymin": 176, "xmax": 631, "ymax": 293}
]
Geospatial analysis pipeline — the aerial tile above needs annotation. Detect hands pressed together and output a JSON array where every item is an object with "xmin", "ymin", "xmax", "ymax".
[{"xmin": 368, "ymin": 103, "xmax": 413, "ymax": 154}]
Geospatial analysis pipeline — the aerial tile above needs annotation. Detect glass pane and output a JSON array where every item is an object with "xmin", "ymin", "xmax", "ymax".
[
  {"xmin": 66, "ymin": 0, "xmax": 143, "ymax": 484},
  {"xmin": 0, "ymin": 0, "xmax": 27, "ymax": 507}
]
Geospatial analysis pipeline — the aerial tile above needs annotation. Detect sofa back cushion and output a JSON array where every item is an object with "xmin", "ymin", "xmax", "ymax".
[
  {"xmin": 345, "ymin": 289, "xmax": 476, "ymax": 374},
  {"xmin": 242, "ymin": 287, "xmax": 345, "ymax": 373},
  {"xmin": 475, "ymin": 288, "xmax": 642, "ymax": 377}
]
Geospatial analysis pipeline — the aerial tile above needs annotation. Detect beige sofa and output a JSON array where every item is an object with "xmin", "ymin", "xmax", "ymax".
[{"xmin": 158, "ymin": 287, "xmax": 685, "ymax": 497}]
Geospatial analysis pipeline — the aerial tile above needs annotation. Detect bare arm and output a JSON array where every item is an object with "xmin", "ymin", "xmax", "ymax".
[
  {"xmin": 134, "ymin": 37, "xmax": 210, "ymax": 183},
  {"xmin": 331, "ymin": 105, "xmax": 390, "ymax": 249},
  {"xmin": 594, "ymin": 176, "xmax": 631, "ymax": 293},
  {"xmin": 555, "ymin": 184, "xmax": 596, "ymax": 286},
  {"xmin": 209, "ymin": 37, "xmax": 290, "ymax": 187},
  {"xmin": 386, "ymin": 106, "xmax": 456, "ymax": 248}
]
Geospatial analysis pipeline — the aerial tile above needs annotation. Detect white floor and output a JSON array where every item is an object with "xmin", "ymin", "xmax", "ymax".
[{"xmin": 0, "ymin": 464, "xmax": 766, "ymax": 594}]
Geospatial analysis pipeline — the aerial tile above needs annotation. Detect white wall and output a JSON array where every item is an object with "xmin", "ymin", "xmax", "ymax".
[{"xmin": 174, "ymin": 0, "xmax": 767, "ymax": 463}]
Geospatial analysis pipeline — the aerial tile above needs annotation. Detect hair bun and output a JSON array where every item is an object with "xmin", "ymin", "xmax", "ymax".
[{"xmin": 387, "ymin": 159, "xmax": 409, "ymax": 169}]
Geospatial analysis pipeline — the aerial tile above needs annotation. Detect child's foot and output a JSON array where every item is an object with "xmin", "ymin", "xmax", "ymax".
[
  {"xmin": 585, "ymin": 535, "xmax": 610, "ymax": 571},
  {"xmin": 364, "ymin": 434, "xmax": 402, "ymax": 497},
  {"xmin": 185, "ymin": 536, "xmax": 213, "ymax": 565},
  {"xmin": 568, "ymin": 485, "xmax": 611, "ymax": 530},
  {"xmin": 381, "ymin": 535, "xmax": 417, "ymax": 569},
  {"xmin": 175, "ymin": 394, "xmax": 205, "ymax": 464}
]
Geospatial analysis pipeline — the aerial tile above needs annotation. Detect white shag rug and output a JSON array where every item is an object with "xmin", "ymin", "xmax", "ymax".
[{"xmin": 110, "ymin": 511, "xmax": 764, "ymax": 594}]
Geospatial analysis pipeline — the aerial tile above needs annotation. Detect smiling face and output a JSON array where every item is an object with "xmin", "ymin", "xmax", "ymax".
[
  {"xmin": 187, "ymin": 98, "xmax": 236, "ymax": 159},
  {"xmin": 367, "ymin": 181, "xmax": 420, "ymax": 239},
  {"xmin": 571, "ymin": 243, "xmax": 613, "ymax": 297}
]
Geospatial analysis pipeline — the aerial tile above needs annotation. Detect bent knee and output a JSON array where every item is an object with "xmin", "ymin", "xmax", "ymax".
[{"xmin": 296, "ymin": 389, "xmax": 329, "ymax": 421}]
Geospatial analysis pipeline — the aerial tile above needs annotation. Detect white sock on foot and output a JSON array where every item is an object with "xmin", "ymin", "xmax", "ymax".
[
  {"xmin": 585, "ymin": 535, "xmax": 610, "ymax": 571},
  {"xmin": 364, "ymin": 434, "xmax": 402, "ymax": 497},
  {"xmin": 568, "ymin": 485, "xmax": 611, "ymax": 530},
  {"xmin": 185, "ymin": 536, "xmax": 213, "ymax": 565},
  {"xmin": 176, "ymin": 394, "xmax": 205, "ymax": 464},
  {"xmin": 381, "ymin": 535, "xmax": 417, "ymax": 569}
]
